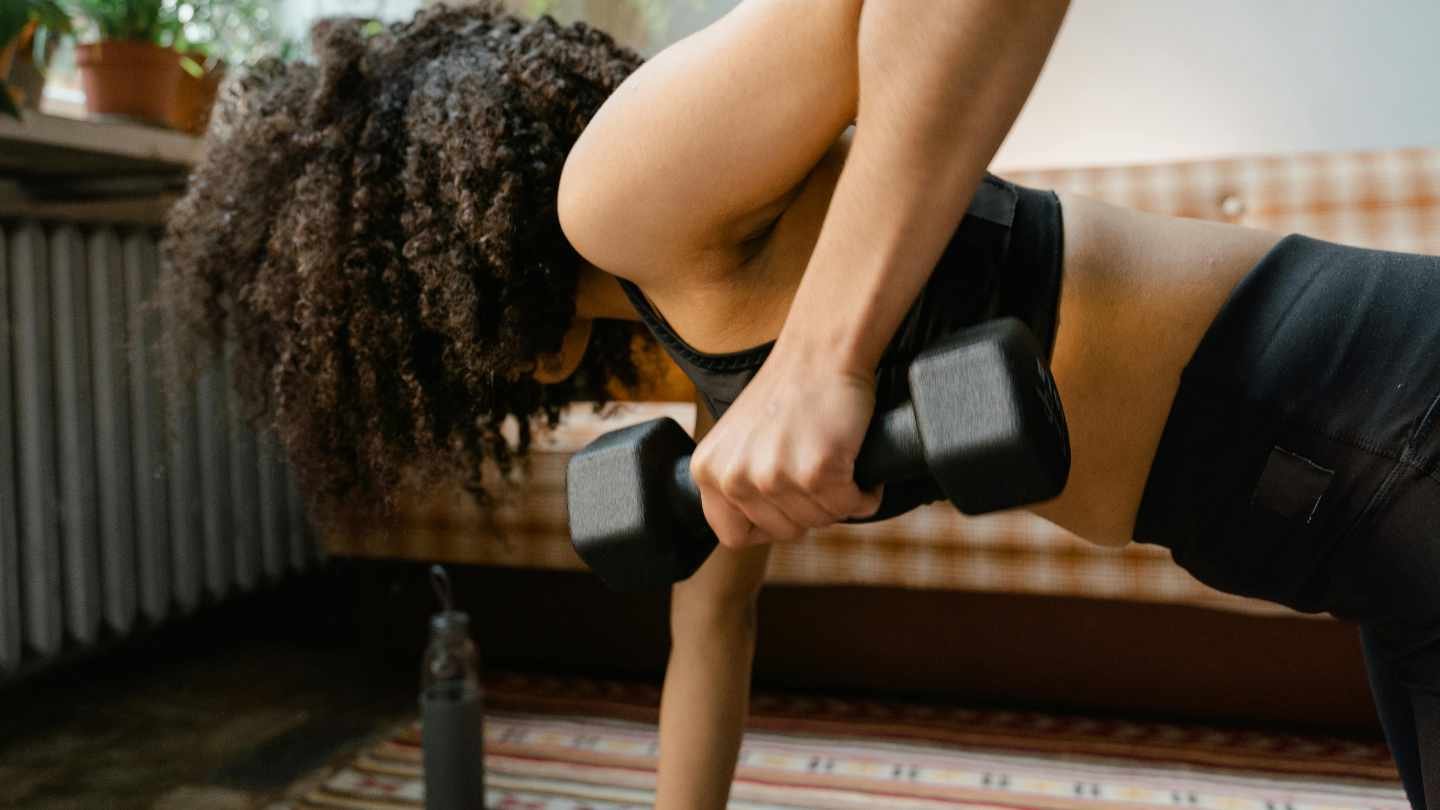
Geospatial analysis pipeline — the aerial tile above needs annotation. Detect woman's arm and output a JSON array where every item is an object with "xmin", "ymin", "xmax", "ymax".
[
  {"xmin": 558, "ymin": 0, "xmax": 862, "ymax": 284},
  {"xmin": 786, "ymin": 0, "xmax": 1070, "ymax": 371},
  {"xmin": 691, "ymin": 1, "xmax": 1071, "ymax": 549},
  {"xmin": 656, "ymin": 398, "xmax": 772, "ymax": 810}
]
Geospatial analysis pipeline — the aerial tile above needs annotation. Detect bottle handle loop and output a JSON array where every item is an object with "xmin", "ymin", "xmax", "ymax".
[{"xmin": 430, "ymin": 564, "xmax": 453, "ymax": 614}]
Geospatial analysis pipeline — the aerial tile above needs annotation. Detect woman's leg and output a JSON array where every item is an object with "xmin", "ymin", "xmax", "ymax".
[
  {"xmin": 1419, "ymin": 692, "xmax": 1440, "ymax": 804},
  {"xmin": 1360, "ymin": 625, "xmax": 1435, "ymax": 807},
  {"xmin": 1124, "ymin": 231, "xmax": 1440, "ymax": 803},
  {"xmin": 1334, "ymin": 393, "xmax": 1440, "ymax": 807}
]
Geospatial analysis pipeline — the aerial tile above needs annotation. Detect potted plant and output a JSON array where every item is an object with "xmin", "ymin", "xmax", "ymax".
[
  {"xmin": 0, "ymin": 0, "xmax": 73, "ymax": 119},
  {"xmin": 68, "ymin": 0, "xmax": 181, "ymax": 126}
]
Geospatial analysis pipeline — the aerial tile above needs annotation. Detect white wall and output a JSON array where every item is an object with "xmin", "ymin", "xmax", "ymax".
[
  {"xmin": 666, "ymin": 0, "xmax": 1440, "ymax": 171},
  {"xmin": 280, "ymin": 0, "xmax": 422, "ymax": 41},
  {"xmin": 280, "ymin": 0, "xmax": 1440, "ymax": 170},
  {"xmin": 992, "ymin": 0, "xmax": 1440, "ymax": 169}
]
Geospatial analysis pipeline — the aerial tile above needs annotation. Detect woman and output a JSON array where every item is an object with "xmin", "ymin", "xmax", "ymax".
[{"xmin": 160, "ymin": 1, "xmax": 1440, "ymax": 806}]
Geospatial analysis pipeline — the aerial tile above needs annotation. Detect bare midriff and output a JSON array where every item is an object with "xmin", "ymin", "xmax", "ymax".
[{"xmin": 1029, "ymin": 193, "xmax": 1282, "ymax": 546}]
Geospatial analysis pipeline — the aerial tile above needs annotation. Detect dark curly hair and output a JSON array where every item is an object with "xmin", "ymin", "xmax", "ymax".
[{"xmin": 158, "ymin": 1, "xmax": 647, "ymax": 535}]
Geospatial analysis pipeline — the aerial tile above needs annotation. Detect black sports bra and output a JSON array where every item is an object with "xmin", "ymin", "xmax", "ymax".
[{"xmin": 618, "ymin": 172, "xmax": 1064, "ymax": 522}]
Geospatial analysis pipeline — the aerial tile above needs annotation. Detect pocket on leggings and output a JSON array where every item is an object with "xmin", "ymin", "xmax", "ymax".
[{"xmin": 1174, "ymin": 440, "xmax": 1338, "ymax": 611}]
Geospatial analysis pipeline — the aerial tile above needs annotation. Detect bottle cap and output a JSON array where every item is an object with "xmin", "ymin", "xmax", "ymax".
[
  {"xmin": 429, "ymin": 565, "xmax": 471, "ymax": 634},
  {"xmin": 430, "ymin": 610, "xmax": 471, "ymax": 634}
]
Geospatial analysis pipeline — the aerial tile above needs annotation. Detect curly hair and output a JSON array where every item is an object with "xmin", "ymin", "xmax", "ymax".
[{"xmin": 158, "ymin": 1, "xmax": 647, "ymax": 535}]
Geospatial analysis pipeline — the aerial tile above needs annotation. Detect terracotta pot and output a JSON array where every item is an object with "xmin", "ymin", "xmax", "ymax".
[
  {"xmin": 167, "ymin": 58, "xmax": 224, "ymax": 135},
  {"xmin": 75, "ymin": 39, "xmax": 180, "ymax": 126},
  {"xmin": 0, "ymin": 22, "xmax": 28, "ymax": 107},
  {"xmin": 0, "ymin": 22, "xmax": 26, "ymax": 90},
  {"xmin": 9, "ymin": 21, "xmax": 54, "ymax": 109}
]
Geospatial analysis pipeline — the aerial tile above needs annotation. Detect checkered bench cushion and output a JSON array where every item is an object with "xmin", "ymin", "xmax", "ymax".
[{"xmin": 326, "ymin": 146, "xmax": 1440, "ymax": 618}]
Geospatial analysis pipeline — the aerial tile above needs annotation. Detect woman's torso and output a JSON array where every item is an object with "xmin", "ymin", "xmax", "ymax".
[
  {"xmin": 622, "ymin": 133, "xmax": 1283, "ymax": 546},
  {"xmin": 619, "ymin": 172, "xmax": 1061, "ymax": 522}
]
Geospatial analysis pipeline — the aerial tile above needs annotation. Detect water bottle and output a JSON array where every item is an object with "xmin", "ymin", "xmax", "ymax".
[{"xmin": 421, "ymin": 565, "xmax": 486, "ymax": 810}]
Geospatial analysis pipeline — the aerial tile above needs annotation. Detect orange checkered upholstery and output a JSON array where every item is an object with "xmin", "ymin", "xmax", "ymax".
[{"xmin": 326, "ymin": 146, "xmax": 1440, "ymax": 618}]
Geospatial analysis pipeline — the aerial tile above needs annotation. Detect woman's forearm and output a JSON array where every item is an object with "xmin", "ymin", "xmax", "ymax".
[
  {"xmin": 654, "ymin": 614, "xmax": 757, "ymax": 810},
  {"xmin": 779, "ymin": 0, "xmax": 1069, "ymax": 373}
]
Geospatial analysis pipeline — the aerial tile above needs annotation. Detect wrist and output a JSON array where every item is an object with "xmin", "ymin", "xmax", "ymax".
[{"xmin": 774, "ymin": 319, "xmax": 881, "ymax": 382}]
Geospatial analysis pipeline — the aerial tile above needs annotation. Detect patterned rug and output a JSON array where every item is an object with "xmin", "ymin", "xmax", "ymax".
[{"xmin": 290, "ymin": 672, "xmax": 1406, "ymax": 809}]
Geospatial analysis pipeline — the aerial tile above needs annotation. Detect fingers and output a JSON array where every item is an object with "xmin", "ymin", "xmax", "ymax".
[
  {"xmin": 753, "ymin": 466, "xmax": 844, "ymax": 529},
  {"xmin": 687, "ymin": 363, "xmax": 881, "ymax": 550},
  {"xmin": 849, "ymin": 484, "xmax": 885, "ymax": 519},
  {"xmin": 693, "ymin": 445, "xmax": 878, "ymax": 549},
  {"xmin": 695, "ymin": 457, "xmax": 809, "ymax": 549},
  {"xmin": 734, "ymin": 498, "xmax": 806, "ymax": 545},
  {"xmin": 698, "ymin": 489, "xmax": 758, "ymax": 551}
]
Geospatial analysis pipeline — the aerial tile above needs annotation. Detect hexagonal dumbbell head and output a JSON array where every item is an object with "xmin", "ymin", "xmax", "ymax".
[
  {"xmin": 908, "ymin": 317, "xmax": 1070, "ymax": 514},
  {"xmin": 566, "ymin": 417, "xmax": 717, "ymax": 592}
]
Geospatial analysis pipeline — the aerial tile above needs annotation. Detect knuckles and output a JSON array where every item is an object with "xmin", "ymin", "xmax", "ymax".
[
  {"xmin": 717, "ymin": 468, "xmax": 755, "ymax": 500},
  {"xmin": 793, "ymin": 461, "xmax": 833, "ymax": 493},
  {"xmin": 751, "ymin": 467, "xmax": 788, "ymax": 498},
  {"xmin": 693, "ymin": 432, "xmax": 860, "ymax": 545}
]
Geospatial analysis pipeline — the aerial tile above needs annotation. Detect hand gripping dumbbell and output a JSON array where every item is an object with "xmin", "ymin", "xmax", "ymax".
[{"xmin": 566, "ymin": 317, "xmax": 1070, "ymax": 592}]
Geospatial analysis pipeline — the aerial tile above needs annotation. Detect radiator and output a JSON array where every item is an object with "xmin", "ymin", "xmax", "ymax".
[{"xmin": 1, "ymin": 219, "xmax": 319, "ymax": 683}]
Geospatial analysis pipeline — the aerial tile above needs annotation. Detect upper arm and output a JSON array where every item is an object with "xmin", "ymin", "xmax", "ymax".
[
  {"xmin": 558, "ymin": 0, "xmax": 862, "ymax": 284},
  {"xmin": 670, "ymin": 394, "xmax": 772, "ymax": 627}
]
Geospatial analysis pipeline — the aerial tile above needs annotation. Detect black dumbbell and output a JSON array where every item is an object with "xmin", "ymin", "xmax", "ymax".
[{"xmin": 566, "ymin": 317, "xmax": 1070, "ymax": 592}]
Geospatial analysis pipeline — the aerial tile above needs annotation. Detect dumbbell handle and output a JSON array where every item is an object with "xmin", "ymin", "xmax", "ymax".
[{"xmin": 663, "ymin": 401, "xmax": 930, "ymax": 539}]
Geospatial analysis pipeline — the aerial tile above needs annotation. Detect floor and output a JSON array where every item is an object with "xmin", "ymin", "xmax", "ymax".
[
  {"xmin": 0, "ymin": 577, "xmax": 418, "ymax": 810},
  {"xmin": 0, "ymin": 560, "xmax": 1390, "ymax": 809}
]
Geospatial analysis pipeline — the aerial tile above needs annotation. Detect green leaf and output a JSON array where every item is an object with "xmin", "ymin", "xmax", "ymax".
[
  {"xmin": 0, "ymin": 2, "xmax": 28, "ymax": 48},
  {"xmin": 67, "ymin": 0, "xmax": 175, "ymax": 43},
  {"xmin": 32, "ymin": 1, "xmax": 74, "ymax": 34},
  {"xmin": 0, "ymin": 84, "xmax": 21, "ymax": 120}
]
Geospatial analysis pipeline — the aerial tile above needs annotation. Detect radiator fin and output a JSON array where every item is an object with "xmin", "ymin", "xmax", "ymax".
[
  {"xmin": 1, "ymin": 226, "xmax": 23, "ymax": 671},
  {"xmin": 51, "ymin": 225, "xmax": 101, "ymax": 645},
  {"xmin": 1, "ymin": 220, "xmax": 320, "ymax": 682},
  {"xmin": 12, "ymin": 222, "xmax": 63, "ymax": 658}
]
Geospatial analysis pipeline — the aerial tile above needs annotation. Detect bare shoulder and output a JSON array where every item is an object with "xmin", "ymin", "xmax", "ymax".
[{"xmin": 557, "ymin": 0, "xmax": 860, "ymax": 291}]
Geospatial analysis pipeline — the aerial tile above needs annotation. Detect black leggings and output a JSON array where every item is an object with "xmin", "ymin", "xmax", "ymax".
[
  {"xmin": 1133, "ymin": 233, "xmax": 1440, "ymax": 808},
  {"xmin": 1363, "ymin": 627, "xmax": 1440, "ymax": 806}
]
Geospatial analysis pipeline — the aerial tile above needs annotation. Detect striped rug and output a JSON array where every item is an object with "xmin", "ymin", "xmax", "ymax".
[{"xmin": 294, "ymin": 672, "xmax": 1406, "ymax": 809}]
